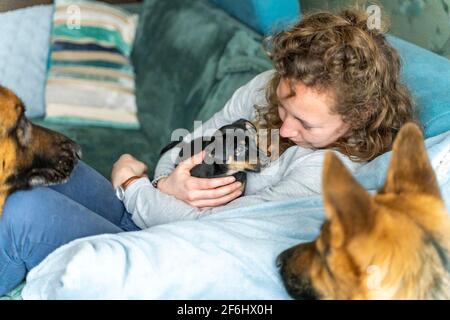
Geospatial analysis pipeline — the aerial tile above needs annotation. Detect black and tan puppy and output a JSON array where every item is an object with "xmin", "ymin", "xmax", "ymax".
[
  {"xmin": 277, "ymin": 123, "xmax": 450, "ymax": 299},
  {"xmin": 0, "ymin": 86, "xmax": 81, "ymax": 214},
  {"xmin": 160, "ymin": 119, "xmax": 269, "ymax": 193}
]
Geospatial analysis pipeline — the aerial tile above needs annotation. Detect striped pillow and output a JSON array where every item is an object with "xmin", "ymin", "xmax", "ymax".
[{"xmin": 45, "ymin": 0, "xmax": 139, "ymax": 129}]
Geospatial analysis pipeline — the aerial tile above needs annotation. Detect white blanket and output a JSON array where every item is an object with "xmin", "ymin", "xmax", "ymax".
[{"xmin": 22, "ymin": 131, "xmax": 450, "ymax": 299}]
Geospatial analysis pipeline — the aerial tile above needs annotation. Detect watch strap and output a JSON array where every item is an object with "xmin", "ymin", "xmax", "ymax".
[{"xmin": 122, "ymin": 174, "xmax": 147, "ymax": 190}]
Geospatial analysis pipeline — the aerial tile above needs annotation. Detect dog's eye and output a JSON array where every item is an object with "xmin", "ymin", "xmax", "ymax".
[{"xmin": 15, "ymin": 115, "xmax": 31, "ymax": 146}]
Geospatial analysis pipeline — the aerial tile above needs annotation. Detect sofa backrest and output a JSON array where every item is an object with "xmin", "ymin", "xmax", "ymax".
[
  {"xmin": 209, "ymin": 0, "xmax": 300, "ymax": 35},
  {"xmin": 131, "ymin": 0, "xmax": 272, "ymax": 149},
  {"xmin": 388, "ymin": 35, "xmax": 450, "ymax": 138},
  {"xmin": 132, "ymin": 0, "xmax": 450, "ymax": 151}
]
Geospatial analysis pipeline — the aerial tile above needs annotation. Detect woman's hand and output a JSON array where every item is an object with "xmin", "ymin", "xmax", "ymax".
[
  {"xmin": 157, "ymin": 151, "xmax": 243, "ymax": 209},
  {"xmin": 111, "ymin": 154, "xmax": 148, "ymax": 188}
]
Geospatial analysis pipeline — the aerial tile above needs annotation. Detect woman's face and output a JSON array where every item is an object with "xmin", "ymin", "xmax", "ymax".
[{"xmin": 277, "ymin": 78, "xmax": 349, "ymax": 149}]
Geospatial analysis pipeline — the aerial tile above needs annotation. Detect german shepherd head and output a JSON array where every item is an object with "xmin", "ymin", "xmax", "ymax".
[
  {"xmin": 277, "ymin": 123, "xmax": 450, "ymax": 300},
  {"xmin": 0, "ymin": 86, "xmax": 81, "ymax": 214}
]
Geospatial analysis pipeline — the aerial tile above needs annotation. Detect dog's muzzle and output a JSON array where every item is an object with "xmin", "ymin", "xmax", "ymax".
[{"xmin": 277, "ymin": 247, "xmax": 320, "ymax": 300}]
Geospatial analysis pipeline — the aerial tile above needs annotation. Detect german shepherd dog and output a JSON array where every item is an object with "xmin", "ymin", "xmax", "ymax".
[
  {"xmin": 160, "ymin": 119, "xmax": 269, "ymax": 193},
  {"xmin": 277, "ymin": 123, "xmax": 450, "ymax": 299},
  {"xmin": 0, "ymin": 86, "xmax": 81, "ymax": 214}
]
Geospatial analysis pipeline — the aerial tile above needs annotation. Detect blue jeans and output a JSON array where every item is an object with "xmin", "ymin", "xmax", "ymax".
[{"xmin": 0, "ymin": 161, "xmax": 140, "ymax": 295}]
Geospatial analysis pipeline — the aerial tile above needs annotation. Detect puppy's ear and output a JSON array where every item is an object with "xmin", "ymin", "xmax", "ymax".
[
  {"xmin": 381, "ymin": 122, "xmax": 441, "ymax": 199},
  {"xmin": 322, "ymin": 152, "xmax": 376, "ymax": 248}
]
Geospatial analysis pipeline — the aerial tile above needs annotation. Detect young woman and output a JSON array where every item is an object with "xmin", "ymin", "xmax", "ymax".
[{"xmin": 0, "ymin": 9, "xmax": 415, "ymax": 295}]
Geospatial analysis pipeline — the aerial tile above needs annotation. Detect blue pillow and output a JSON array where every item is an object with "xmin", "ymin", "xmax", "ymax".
[
  {"xmin": 210, "ymin": 0, "xmax": 300, "ymax": 35},
  {"xmin": 387, "ymin": 35, "xmax": 450, "ymax": 138},
  {"xmin": 0, "ymin": 5, "xmax": 53, "ymax": 118}
]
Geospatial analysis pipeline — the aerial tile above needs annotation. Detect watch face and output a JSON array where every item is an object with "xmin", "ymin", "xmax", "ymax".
[{"xmin": 115, "ymin": 186, "xmax": 125, "ymax": 201}]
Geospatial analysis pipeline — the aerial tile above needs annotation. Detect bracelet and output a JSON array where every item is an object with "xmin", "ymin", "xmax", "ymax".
[{"xmin": 151, "ymin": 174, "xmax": 170, "ymax": 188}]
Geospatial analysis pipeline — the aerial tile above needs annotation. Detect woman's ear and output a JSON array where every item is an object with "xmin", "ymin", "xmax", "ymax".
[{"xmin": 338, "ymin": 122, "xmax": 352, "ymax": 138}]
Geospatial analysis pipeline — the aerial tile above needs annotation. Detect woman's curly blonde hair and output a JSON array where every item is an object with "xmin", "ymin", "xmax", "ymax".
[{"xmin": 255, "ymin": 8, "xmax": 416, "ymax": 162}]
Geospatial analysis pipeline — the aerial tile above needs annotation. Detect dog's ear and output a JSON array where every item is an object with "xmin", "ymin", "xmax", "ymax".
[
  {"xmin": 381, "ymin": 122, "xmax": 441, "ymax": 198},
  {"xmin": 322, "ymin": 152, "xmax": 376, "ymax": 248}
]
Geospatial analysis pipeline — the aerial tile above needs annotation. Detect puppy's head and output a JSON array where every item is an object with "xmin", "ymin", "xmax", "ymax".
[
  {"xmin": 277, "ymin": 123, "xmax": 450, "ymax": 300},
  {"xmin": 204, "ymin": 119, "xmax": 269, "ymax": 173},
  {"xmin": 0, "ymin": 86, "xmax": 81, "ymax": 197}
]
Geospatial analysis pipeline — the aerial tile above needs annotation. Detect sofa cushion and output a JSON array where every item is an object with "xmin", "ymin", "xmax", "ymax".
[
  {"xmin": 388, "ymin": 35, "xmax": 450, "ymax": 138},
  {"xmin": 210, "ymin": 0, "xmax": 300, "ymax": 35},
  {"xmin": 131, "ymin": 0, "xmax": 269, "ymax": 150},
  {"xmin": 197, "ymin": 30, "xmax": 272, "ymax": 121}
]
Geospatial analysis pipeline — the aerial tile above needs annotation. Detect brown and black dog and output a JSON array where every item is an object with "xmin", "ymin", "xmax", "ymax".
[
  {"xmin": 277, "ymin": 123, "xmax": 450, "ymax": 299},
  {"xmin": 0, "ymin": 86, "xmax": 81, "ymax": 214},
  {"xmin": 160, "ymin": 119, "xmax": 269, "ymax": 194}
]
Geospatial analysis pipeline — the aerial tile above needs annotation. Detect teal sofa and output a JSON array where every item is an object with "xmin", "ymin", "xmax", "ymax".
[
  {"xmin": 2, "ymin": 0, "xmax": 450, "ymax": 300},
  {"xmin": 33, "ymin": 0, "xmax": 273, "ymax": 179},
  {"xmin": 32, "ymin": 0, "xmax": 450, "ymax": 179}
]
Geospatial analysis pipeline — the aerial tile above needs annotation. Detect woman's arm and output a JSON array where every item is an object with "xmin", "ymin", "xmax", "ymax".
[
  {"xmin": 120, "ymin": 153, "xmax": 239, "ymax": 229},
  {"xmin": 124, "ymin": 149, "xmax": 361, "ymax": 229},
  {"xmin": 153, "ymin": 70, "xmax": 275, "ymax": 206},
  {"xmin": 122, "ymin": 151, "xmax": 320, "ymax": 229},
  {"xmin": 122, "ymin": 178, "xmax": 202, "ymax": 229},
  {"xmin": 119, "ymin": 70, "xmax": 277, "ymax": 228},
  {"xmin": 152, "ymin": 145, "xmax": 181, "ymax": 181},
  {"xmin": 156, "ymin": 151, "xmax": 243, "ymax": 207},
  {"xmin": 153, "ymin": 70, "xmax": 274, "ymax": 178}
]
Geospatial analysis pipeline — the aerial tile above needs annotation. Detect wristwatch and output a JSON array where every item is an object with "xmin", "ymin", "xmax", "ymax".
[{"xmin": 115, "ymin": 174, "xmax": 146, "ymax": 201}]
